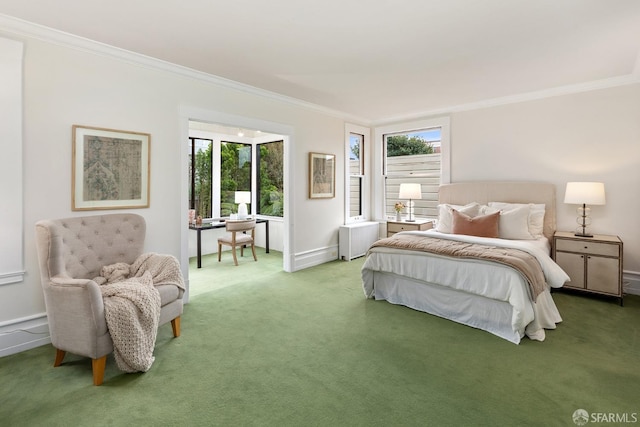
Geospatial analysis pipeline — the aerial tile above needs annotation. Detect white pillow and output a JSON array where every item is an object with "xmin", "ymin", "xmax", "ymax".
[
  {"xmin": 436, "ymin": 202, "xmax": 481, "ymax": 233},
  {"xmin": 479, "ymin": 204, "xmax": 531, "ymax": 239},
  {"xmin": 498, "ymin": 205, "xmax": 533, "ymax": 239},
  {"xmin": 529, "ymin": 204, "xmax": 546, "ymax": 237},
  {"xmin": 488, "ymin": 202, "xmax": 546, "ymax": 238}
]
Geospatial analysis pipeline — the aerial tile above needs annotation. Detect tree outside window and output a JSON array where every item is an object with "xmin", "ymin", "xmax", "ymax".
[
  {"xmin": 257, "ymin": 140, "xmax": 284, "ymax": 217},
  {"xmin": 189, "ymin": 138, "xmax": 212, "ymax": 218},
  {"xmin": 386, "ymin": 134, "xmax": 435, "ymax": 156},
  {"xmin": 220, "ymin": 142, "xmax": 251, "ymax": 217}
]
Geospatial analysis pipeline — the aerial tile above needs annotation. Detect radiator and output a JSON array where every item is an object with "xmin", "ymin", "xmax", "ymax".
[{"xmin": 339, "ymin": 221, "xmax": 380, "ymax": 261}]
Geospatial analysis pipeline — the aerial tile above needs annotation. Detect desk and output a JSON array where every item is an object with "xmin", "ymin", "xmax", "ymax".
[{"xmin": 189, "ymin": 218, "xmax": 269, "ymax": 268}]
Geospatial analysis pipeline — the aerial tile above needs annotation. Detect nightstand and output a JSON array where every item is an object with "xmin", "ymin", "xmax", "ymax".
[
  {"xmin": 552, "ymin": 231, "xmax": 624, "ymax": 305},
  {"xmin": 387, "ymin": 218, "xmax": 433, "ymax": 237}
]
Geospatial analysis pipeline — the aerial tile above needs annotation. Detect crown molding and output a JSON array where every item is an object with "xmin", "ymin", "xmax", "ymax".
[
  {"xmin": 2, "ymin": 13, "xmax": 638, "ymax": 129},
  {"xmin": 372, "ymin": 74, "xmax": 640, "ymax": 126},
  {"xmin": 0, "ymin": 14, "xmax": 370, "ymax": 125}
]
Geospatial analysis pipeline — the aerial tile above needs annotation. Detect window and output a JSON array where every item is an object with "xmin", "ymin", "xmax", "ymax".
[
  {"xmin": 189, "ymin": 137, "xmax": 212, "ymax": 218},
  {"xmin": 348, "ymin": 133, "xmax": 364, "ymax": 218},
  {"xmin": 189, "ymin": 123, "xmax": 285, "ymax": 220},
  {"xmin": 257, "ymin": 140, "xmax": 284, "ymax": 217},
  {"xmin": 220, "ymin": 141, "xmax": 252, "ymax": 217},
  {"xmin": 384, "ymin": 127, "xmax": 443, "ymax": 219},
  {"xmin": 344, "ymin": 123, "xmax": 370, "ymax": 223}
]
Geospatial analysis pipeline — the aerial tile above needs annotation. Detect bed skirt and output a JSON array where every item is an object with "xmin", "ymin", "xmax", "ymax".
[{"xmin": 363, "ymin": 270, "xmax": 561, "ymax": 344}]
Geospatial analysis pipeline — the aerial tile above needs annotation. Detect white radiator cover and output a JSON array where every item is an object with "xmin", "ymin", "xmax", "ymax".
[{"xmin": 339, "ymin": 221, "xmax": 380, "ymax": 261}]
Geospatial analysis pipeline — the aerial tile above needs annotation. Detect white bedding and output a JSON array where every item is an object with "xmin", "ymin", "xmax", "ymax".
[{"xmin": 362, "ymin": 230, "xmax": 570, "ymax": 343}]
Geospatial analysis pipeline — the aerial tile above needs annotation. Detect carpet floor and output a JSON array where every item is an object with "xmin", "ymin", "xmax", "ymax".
[{"xmin": 1, "ymin": 250, "xmax": 638, "ymax": 426}]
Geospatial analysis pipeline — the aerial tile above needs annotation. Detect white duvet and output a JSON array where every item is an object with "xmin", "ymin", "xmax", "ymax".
[{"xmin": 362, "ymin": 230, "xmax": 570, "ymax": 343}]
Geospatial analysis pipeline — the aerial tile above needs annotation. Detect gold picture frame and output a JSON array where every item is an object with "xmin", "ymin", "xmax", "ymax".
[
  {"xmin": 309, "ymin": 152, "xmax": 335, "ymax": 199},
  {"xmin": 72, "ymin": 125, "xmax": 150, "ymax": 210}
]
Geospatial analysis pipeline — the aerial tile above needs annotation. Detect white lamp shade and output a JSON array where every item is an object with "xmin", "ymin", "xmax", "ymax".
[
  {"xmin": 564, "ymin": 182, "xmax": 606, "ymax": 205},
  {"xmin": 398, "ymin": 183, "xmax": 422, "ymax": 200},
  {"xmin": 234, "ymin": 191, "xmax": 251, "ymax": 204}
]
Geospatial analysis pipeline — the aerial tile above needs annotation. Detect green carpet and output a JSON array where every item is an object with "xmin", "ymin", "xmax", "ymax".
[{"xmin": 1, "ymin": 251, "xmax": 639, "ymax": 426}]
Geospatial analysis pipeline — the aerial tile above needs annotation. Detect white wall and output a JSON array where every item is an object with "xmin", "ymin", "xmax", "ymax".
[
  {"xmin": 449, "ymin": 84, "xmax": 640, "ymax": 277},
  {"xmin": 0, "ymin": 37, "xmax": 23, "ymax": 286},
  {"xmin": 0, "ymin": 26, "xmax": 353, "ymax": 355}
]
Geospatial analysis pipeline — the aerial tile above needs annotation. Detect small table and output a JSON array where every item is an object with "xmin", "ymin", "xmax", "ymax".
[
  {"xmin": 552, "ymin": 231, "xmax": 623, "ymax": 305},
  {"xmin": 386, "ymin": 218, "xmax": 433, "ymax": 237},
  {"xmin": 189, "ymin": 218, "xmax": 270, "ymax": 268}
]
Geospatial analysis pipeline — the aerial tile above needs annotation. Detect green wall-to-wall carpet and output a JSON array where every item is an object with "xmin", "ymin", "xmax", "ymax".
[{"xmin": 2, "ymin": 250, "xmax": 638, "ymax": 426}]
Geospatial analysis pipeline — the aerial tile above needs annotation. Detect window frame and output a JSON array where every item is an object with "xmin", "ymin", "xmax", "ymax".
[
  {"xmin": 256, "ymin": 139, "xmax": 284, "ymax": 217},
  {"xmin": 373, "ymin": 117, "xmax": 450, "ymax": 221},
  {"xmin": 189, "ymin": 130, "xmax": 285, "ymax": 220},
  {"xmin": 383, "ymin": 128, "xmax": 442, "ymax": 219},
  {"xmin": 344, "ymin": 123, "xmax": 371, "ymax": 224},
  {"xmin": 219, "ymin": 140, "xmax": 253, "ymax": 217},
  {"xmin": 188, "ymin": 137, "xmax": 213, "ymax": 218}
]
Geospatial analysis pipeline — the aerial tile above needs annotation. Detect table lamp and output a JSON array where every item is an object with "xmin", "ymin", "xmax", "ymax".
[
  {"xmin": 398, "ymin": 183, "xmax": 422, "ymax": 222},
  {"xmin": 564, "ymin": 182, "xmax": 605, "ymax": 237},
  {"xmin": 235, "ymin": 191, "xmax": 251, "ymax": 219}
]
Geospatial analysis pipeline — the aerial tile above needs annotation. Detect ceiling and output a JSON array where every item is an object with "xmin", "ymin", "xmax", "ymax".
[
  {"xmin": 189, "ymin": 121, "xmax": 278, "ymax": 139},
  {"xmin": 1, "ymin": 0, "xmax": 639, "ymax": 123}
]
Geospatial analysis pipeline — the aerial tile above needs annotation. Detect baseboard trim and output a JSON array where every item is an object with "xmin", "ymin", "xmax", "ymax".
[
  {"xmin": 623, "ymin": 270, "xmax": 640, "ymax": 296},
  {"xmin": 292, "ymin": 245, "xmax": 339, "ymax": 271},
  {"xmin": 0, "ymin": 313, "xmax": 50, "ymax": 357}
]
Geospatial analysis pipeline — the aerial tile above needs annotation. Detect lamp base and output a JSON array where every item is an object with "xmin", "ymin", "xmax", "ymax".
[
  {"xmin": 405, "ymin": 219, "xmax": 416, "ymax": 222},
  {"xmin": 237, "ymin": 203, "xmax": 248, "ymax": 219},
  {"xmin": 575, "ymin": 204, "xmax": 593, "ymax": 238}
]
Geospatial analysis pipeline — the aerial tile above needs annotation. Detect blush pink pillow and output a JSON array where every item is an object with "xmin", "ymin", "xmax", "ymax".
[{"xmin": 451, "ymin": 209, "xmax": 500, "ymax": 238}]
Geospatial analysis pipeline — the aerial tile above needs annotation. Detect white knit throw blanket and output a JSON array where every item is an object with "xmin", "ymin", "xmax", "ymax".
[{"xmin": 96, "ymin": 253, "xmax": 184, "ymax": 373}]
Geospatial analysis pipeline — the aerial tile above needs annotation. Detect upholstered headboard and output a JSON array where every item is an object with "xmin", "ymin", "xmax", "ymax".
[{"xmin": 438, "ymin": 181, "xmax": 556, "ymax": 240}]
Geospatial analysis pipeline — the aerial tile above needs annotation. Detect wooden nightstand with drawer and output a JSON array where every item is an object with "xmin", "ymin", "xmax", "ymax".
[
  {"xmin": 552, "ymin": 231, "xmax": 623, "ymax": 305},
  {"xmin": 386, "ymin": 219, "xmax": 433, "ymax": 237}
]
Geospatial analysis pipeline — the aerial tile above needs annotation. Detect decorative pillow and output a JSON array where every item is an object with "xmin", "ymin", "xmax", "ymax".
[
  {"xmin": 528, "ymin": 204, "xmax": 546, "ymax": 237},
  {"xmin": 488, "ymin": 202, "xmax": 546, "ymax": 238},
  {"xmin": 478, "ymin": 205, "xmax": 499, "ymax": 216},
  {"xmin": 451, "ymin": 209, "xmax": 500, "ymax": 238},
  {"xmin": 436, "ymin": 203, "xmax": 481, "ymax": 233},
  {"xmin": 497, "ymin": 204, "xmax": 533, "ymax": 239}
]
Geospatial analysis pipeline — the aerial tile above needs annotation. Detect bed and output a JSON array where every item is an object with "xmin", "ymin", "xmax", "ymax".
[{"xmin": 362, "ymin": 181, "xmax": 570, "ymax": 344}]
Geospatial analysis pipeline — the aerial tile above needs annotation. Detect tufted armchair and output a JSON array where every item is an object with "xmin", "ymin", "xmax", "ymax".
[{"xmin": 35, "ymin": 213, "xmax": 184, "ymax": 385}]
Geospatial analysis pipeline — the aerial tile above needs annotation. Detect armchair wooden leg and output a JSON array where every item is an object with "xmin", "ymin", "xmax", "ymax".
[
  {"xmin": 171, "ymin": 316, "xmax": 181, "ymax": 337},
  {"xmin": 218, "ymin": 243, "xmax": 222, "ymax": 262},
  {"xmin": 251, "ymin": 244, "xmax": 257, "ymax": 261},
  {"xmin": 232, "ymin": 247, "xmax": 239, "ymax": 266},
  {"xmin": 54, "ymin": 349, "xmax": 66, "ymax": 367},
  {"xmin": 92, "ymin": 356, "xmax": 107, "ymax": 386}
]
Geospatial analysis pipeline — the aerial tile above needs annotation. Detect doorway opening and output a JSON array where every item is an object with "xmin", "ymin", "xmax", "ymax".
[{"xmin": 181, "ymin": 115, "xmax": 292, "ymax": 300}]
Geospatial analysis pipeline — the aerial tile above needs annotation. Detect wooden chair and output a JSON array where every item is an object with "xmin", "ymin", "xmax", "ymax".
[{"xmin": 217, "ymin": 219, "xmax": 257, "ymax": 266}]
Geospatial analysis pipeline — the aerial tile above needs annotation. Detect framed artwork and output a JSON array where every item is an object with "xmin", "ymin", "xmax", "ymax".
[
  {"xmin": 309, "ymin": 152, "xmax": 335, "ymax": 199},
  {"xmin": 72, "ymin": 125, "xmax": 150, "ymax": 210}
]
